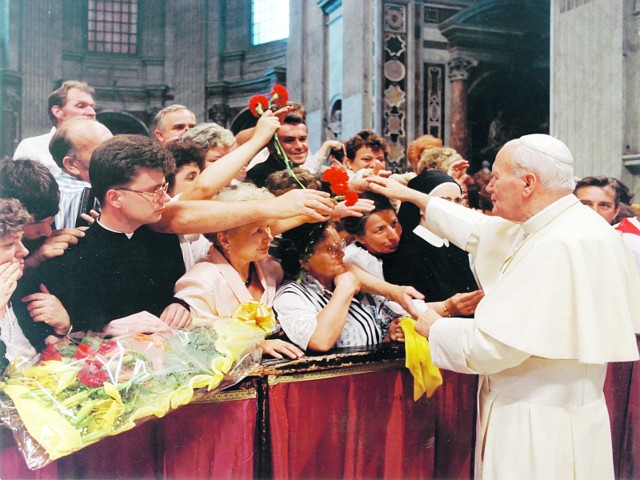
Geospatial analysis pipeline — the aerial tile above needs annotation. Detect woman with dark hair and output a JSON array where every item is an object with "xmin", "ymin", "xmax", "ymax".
[
  {"xmin": 273, "ymin": 222, "xmax": 403, "ymax": 352},
  {"xmin": 342, "ymin": 192, "xmax": 401, "ymax": 280},
  {"xmin": 383, "ymin": 170, "xmax": 483, "ymax": 317}
]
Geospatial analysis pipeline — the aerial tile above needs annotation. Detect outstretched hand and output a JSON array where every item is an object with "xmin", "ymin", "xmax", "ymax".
[
  {"xmin": 252, "ymin": 110, "xmax": 282, "ymax": 146},
  {"xmin": 271, "ymin": 189, "xmax": 334, "ymax": 222},
  {"xmin": 366, "ymin": 176, "xmax": 425, "ymax": 205},
  {"xmin": 330, "ymin": 198, "xmax": 375, "ymax": 220}
]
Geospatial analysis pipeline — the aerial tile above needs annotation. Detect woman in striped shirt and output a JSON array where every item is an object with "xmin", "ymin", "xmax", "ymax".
[{"xmin": 274, "ymin": 222, "xmax": 402, "ymax": 352}]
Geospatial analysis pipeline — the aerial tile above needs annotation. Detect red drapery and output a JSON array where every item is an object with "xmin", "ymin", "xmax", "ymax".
[
  {"xmin": 268, "ymin": 367, "xmax": 476, "ymax": 480},
  {"xmin": 0, "ymin": 396, "xmax": 256, "ymax": 479}
]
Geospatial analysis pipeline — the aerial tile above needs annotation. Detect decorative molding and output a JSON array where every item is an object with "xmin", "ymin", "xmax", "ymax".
[
  {"xmin": 382, "ymin": 2, "xmax": 409, "ymax": 172},
  {"xmin": 623, "ymin": 153, "xmax": 640, "ymax": 173},
  {"xmin": 208, "ymin": 103, "xmax": 230, "ymax": 125},
  {"xmin": 448, "ymin": 55, "xmax": 477, "ymax": 81},
  {"xmin": 424, "ymin": 63, "xmax": 445, "ymax": 140},
  {"xmin": 317, "ymin": 0, "xmax": 342, "ymax": 15}
]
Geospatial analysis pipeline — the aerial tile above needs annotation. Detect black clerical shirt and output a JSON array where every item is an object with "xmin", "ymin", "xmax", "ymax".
[{"xmin": 14, "ymin": 222, "xmax": 185, "ymax": 351}]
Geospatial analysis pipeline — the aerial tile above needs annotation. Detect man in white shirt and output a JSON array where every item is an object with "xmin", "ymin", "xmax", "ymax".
[
  {"xmin": 49, "ymin": 118, "xmax": 113, "ymax": 229},
  {"xmin": 13, "ymin": 81, "xmax": 96, "ymax": 176},
  {"xmin": 369, "ymin": 134, "xmax": 640, "ymax": 479}
]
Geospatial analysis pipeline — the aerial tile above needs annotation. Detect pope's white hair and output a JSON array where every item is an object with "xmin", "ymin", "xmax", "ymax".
[{"xmin": 504, "ymin": 134, "xmax": 575, "ymax": 192}]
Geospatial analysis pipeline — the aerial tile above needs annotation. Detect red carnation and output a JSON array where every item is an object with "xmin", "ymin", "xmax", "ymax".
[
  {"xmin": 73, "ymin": 343, "xmax": 94, "ymax": 360},
  {"xmin": 321, "ymin": 165, "xmax": 349, "ymax": 185},
  {"xmin": 40, "ymin": 344, "xmax": 62, "ymax": 362},
  {"xmin": 344, "ymin": 191, "xmax": 359, "ymax": 207},
  {"xmin": 331, "ymin": 182, "xmax": 350, "ymax": 196},
  {"xmin": 97, "ymin": 341, "xmax": 118, "ymax": 357},
  {"xmin": 78, "ymin": 359, "xmax": 108, "ymax": 387},
  {"xmin": 270, "ymin": 84, "xmax": 289, "ymax": 106},
  {"xmin": 248, "ymin": 94, "xmax": 269, "ymax": 117}
]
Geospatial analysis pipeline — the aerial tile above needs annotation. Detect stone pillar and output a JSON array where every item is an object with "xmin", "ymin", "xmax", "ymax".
[{"xmin": 448, "ymin": 56, "xmax": 476, "ymax": 159}]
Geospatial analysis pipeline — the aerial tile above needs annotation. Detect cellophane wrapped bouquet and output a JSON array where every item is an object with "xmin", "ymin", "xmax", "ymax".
[{"xmin": 0, "ymin": 311, "xmax": 268, "ymax": 470}]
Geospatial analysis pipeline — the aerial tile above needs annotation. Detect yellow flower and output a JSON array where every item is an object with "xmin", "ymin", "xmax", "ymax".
[{"xmin": 102, "ymin": 382, "xmax": 122, "ymax": 405}]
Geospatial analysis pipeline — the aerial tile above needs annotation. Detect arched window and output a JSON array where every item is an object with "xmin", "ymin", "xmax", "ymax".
[
  {"xmin": 251, "ymin": 0, "xmax": 289, "ymax": 46},
  {"xmin": 87, "ymin": 0, "xmax": 138, "ymax": 54}
]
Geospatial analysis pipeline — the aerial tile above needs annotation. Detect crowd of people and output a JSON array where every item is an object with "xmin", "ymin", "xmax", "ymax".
[{"xmin": 2, "ymin": 80, "xmax": 640, "ymax": 478}]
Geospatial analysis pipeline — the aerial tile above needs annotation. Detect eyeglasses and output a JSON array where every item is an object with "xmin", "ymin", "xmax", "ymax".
[
  {"xmin": 441, "ymin": 195, "xmax": 467, "ymax": 205},
  {"xmin": 323, "ymin": 239, "xmax": 347, "ymax": 258},
  {"xmin": 115, "ymin": 182, "xmax": 169, "ymax": 204}
]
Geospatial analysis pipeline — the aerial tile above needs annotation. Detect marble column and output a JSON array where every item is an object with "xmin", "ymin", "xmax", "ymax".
[{"xmin": 448, "ymin": 56, "xmax": 476, "ymax": 159}]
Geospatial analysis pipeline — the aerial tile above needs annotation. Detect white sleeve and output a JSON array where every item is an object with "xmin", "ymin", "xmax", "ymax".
[
  {"xmin": 273, "ymin": 290, "xmax": 320, "ymax": 350},
  {"xmin": 424, "ymin": 198, "xmax": 486, "ymax": 255},
  {"xmin": 429, "ymin": 317, "xmax": 530, "ymax": 375}
]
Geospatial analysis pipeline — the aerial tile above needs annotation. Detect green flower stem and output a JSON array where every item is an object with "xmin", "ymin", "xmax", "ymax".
[
  {"xmin": 272, "ymin": 135, "xmax": 306, "ymax": 189},
  {"xmin": 255, "ymin": 104, "xmax": 306, "ymax": 190},
  {"xmin": 61, "ymin": 389, "xmax": 94, "ymax": 407}
]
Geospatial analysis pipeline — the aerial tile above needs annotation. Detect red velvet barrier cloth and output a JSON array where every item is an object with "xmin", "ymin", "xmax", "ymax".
[
  {"xmin": 0, "ymin": 396, "xmax": 256, "ymax": 479},
  {"xmin": 158, "ymin": 399, "xmax": 257, "ymax": 479},
  {"xmin": 619, "ymin": 357, "xmax": 639, "ymax": 479},
  {"xmin": 433, "ymin": 370, "xmax": 477, "ymax": 479},
  {"xmin": 604, "ymin": 336, "xmax": 640, "ymax": 479},
  {"xmin": 269, "ymin": 366, "xmax": 473, "ymax": 479}
]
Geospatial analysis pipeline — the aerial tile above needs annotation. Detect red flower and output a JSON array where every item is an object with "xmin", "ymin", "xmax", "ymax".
[
  {"xmin": 78, "ymin": 359, "xmax": 108, "ymax": 387},
  {"xmin": 248, "ymin": 94, "xmax": 269, "ymax": 117},
  {"xmin": 73, "ymin": 343, "xmax": 94, "ymax": 360},
  {"xmin": 344, "ymin": 191, "xmax": 359, "ymax": 207},
  {"xmin": 97, "ymin": 341, "xmax": 118, "ymax": 357},
  {"xmin": 40, "ymin": 344, "xmax": 62, "ymax": 362},
  {"xmin": 331, "ymin": 182, "xmax": 350, "ymax": 196},
  {"xmin": 269, "ymin": 84, "xmax": 289, "ymax": 106},
  {"xmin": 321, "ymin": 165, "xmax": 349, "ymax": 185}
]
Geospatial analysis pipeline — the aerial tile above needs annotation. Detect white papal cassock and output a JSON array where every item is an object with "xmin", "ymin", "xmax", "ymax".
[{"xmin": 424, "ymin": 194, "xmax": 640, "ymax": 480}]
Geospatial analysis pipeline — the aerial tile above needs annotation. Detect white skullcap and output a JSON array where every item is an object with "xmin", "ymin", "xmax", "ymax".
[{"xmin": 517, "ymin": 134, "xmax": 574, "ymax": 166}]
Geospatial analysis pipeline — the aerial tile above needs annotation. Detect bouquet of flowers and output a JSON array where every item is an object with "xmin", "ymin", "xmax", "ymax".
[{"xmin": 0, "ymin": 313, "xmax": 265, "ymax": 469}]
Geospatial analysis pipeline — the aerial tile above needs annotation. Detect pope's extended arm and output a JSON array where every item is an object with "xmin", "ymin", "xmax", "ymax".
[
  {"xmin": 428, "ymin": 317, "xmax": 530, "ymax": 374},
  {"xmin": 179, "ymin": 111, "xmax": 281, "ymax": 201}
]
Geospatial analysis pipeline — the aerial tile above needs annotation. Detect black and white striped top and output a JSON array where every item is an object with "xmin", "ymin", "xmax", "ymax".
[{"xmin": 273, "ymin": 274, "xmax": 403, "ymax": 350}]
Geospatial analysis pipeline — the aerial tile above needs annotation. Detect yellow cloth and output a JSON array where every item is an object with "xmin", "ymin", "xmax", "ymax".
[{"xmin": 399, "ymin": 317, "xmax": 442, "ymax": 400}]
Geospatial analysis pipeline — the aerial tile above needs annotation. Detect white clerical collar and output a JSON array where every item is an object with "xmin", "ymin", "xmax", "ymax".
[
  {"xmin": 521, "ymin": 194, "xmax": 578, "ymax": 236},
  {"xmin": 97, "ymin": 219, "xmax": 135, "ymax": 239},
  {"xmin": 412, "ymin": 225, "xmax": 449, "ymax": 247}
]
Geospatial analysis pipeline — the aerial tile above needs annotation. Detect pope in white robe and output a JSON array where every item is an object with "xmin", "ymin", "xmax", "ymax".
[{"xmin": 370, "ymin": 134, "xmax": 640, "ymax": 480}]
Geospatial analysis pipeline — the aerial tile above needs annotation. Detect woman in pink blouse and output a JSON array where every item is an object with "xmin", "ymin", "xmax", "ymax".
[{"xmin": 174, "ymin": 184, "xmax": 303, "ymax": 360}]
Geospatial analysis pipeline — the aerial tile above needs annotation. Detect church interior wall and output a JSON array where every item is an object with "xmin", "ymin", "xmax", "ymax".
[{"xmin": 551, "ymin": 0, "xmax": 625, "ymax": 179}]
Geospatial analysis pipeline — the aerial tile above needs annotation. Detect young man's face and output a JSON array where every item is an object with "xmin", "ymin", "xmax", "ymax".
[
  {"xmin": 575, "ymin": 185, "xmax": 620, "ymax": 224},
  {"xmin": 115, "ymin": 168, "xmax": 171, "ymax": 227},
  {"xmin": 22, "ymin": 216, "xmax": 55, "ymax": 240},
  {"xmin": 52, "ymin": 88, "xmax": 96, "ymax": 124},
  {"xmin": 154, "ymin": 110, "xmax": 196, "ymax": 143},
  {"xmin": 276, "ymin": 123, "xmax": 309, "ymax": 165}
]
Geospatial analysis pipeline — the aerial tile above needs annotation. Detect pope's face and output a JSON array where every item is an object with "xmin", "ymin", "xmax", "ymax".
[{"xmin": 486, "ymin": 146, "xmax": 528, "ymax": 222}]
